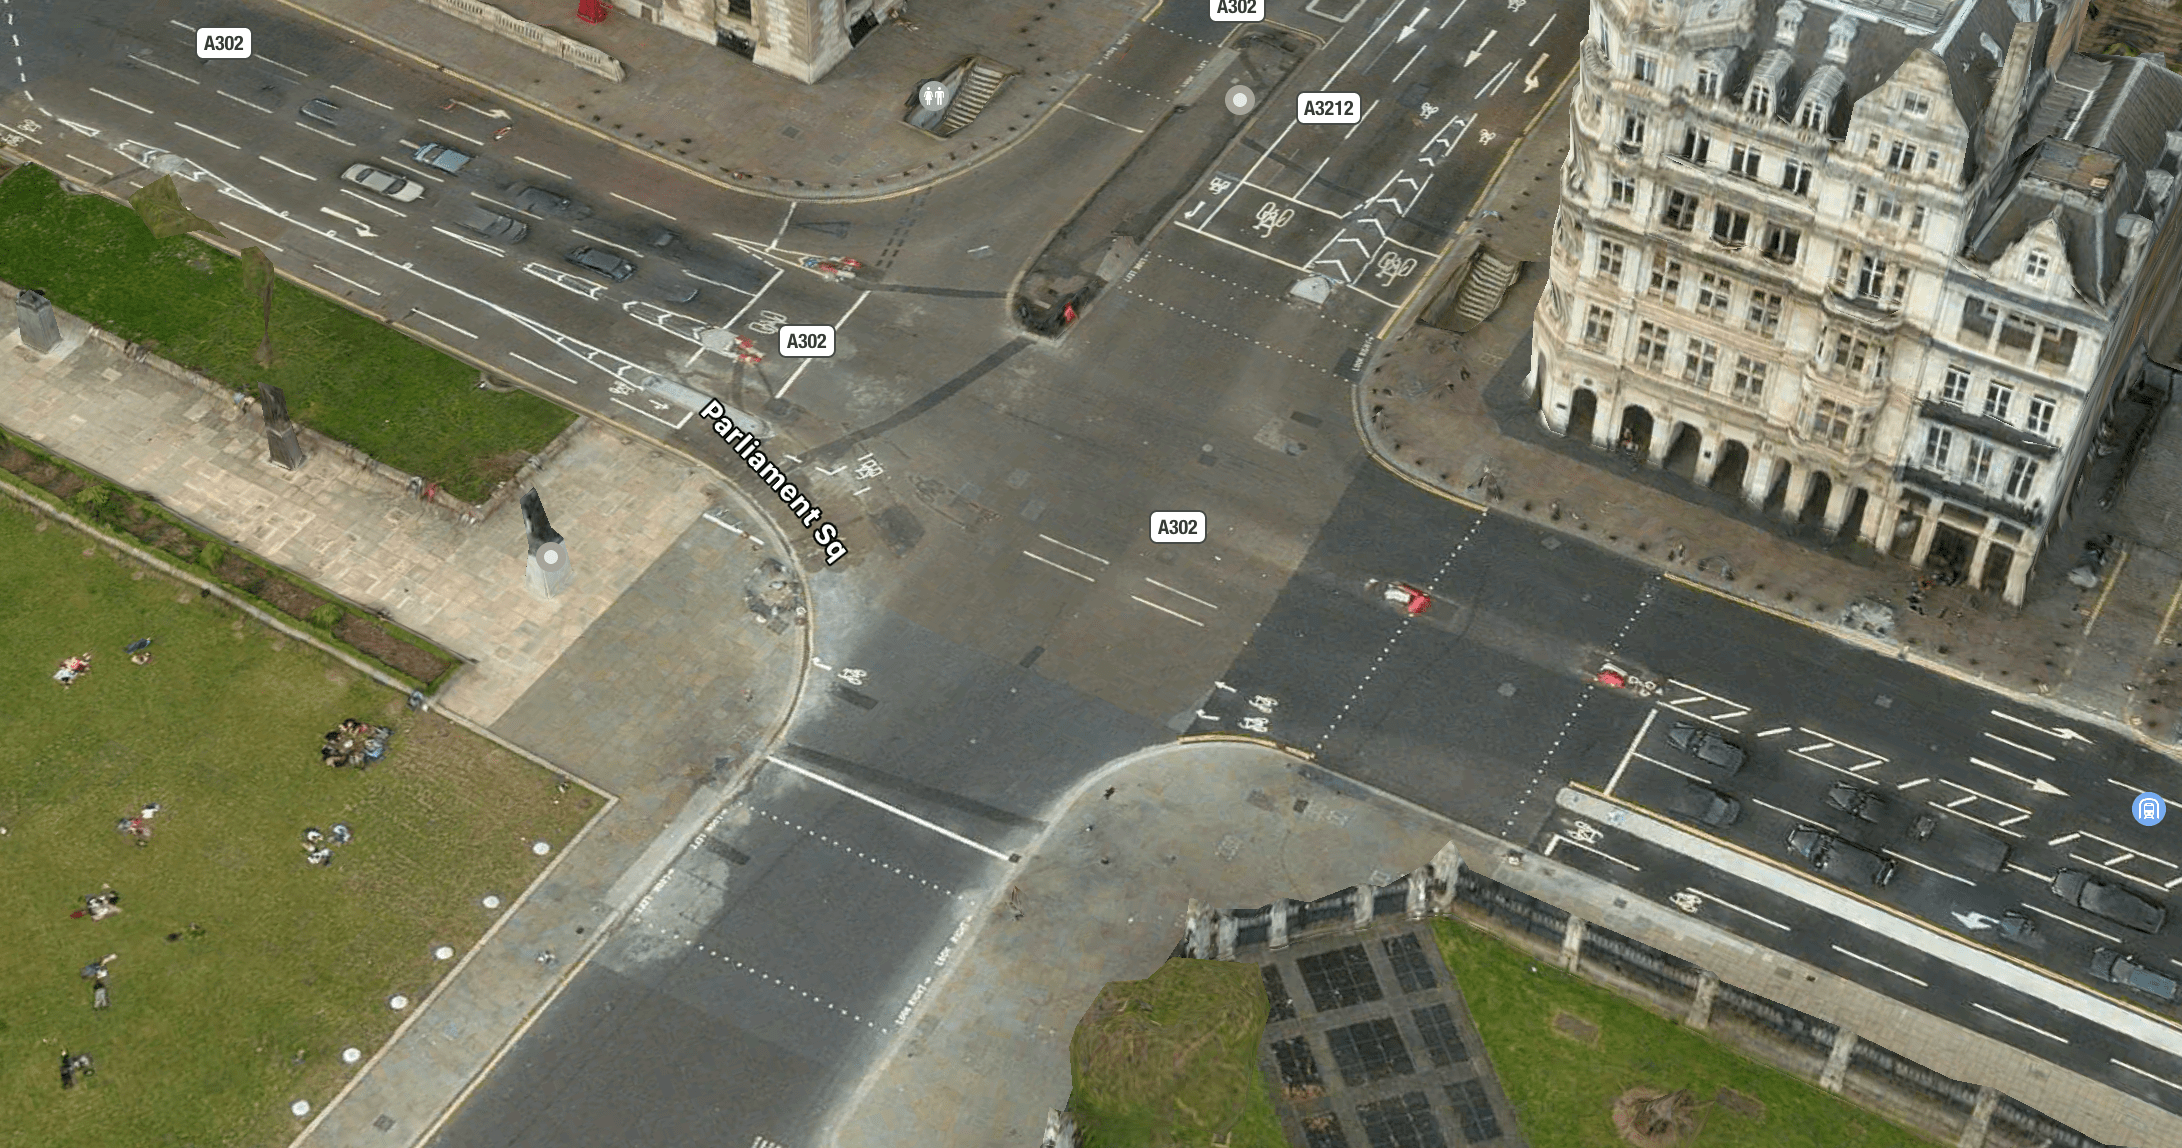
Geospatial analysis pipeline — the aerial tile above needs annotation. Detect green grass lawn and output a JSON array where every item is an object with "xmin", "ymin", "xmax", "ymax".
[
  {"xmin": 1432, "ymin": 918, "xmax": 1940, "ymax": 1148},
  {"xmin": 1070, "ymin": 957, "xmax": 1288, "ymax": 1148},
  {"xmin": 0, "ymin": 500, "xmax": 600, "ymax": 1148},
  {"xmin": 0, "ymin": 164, "xmax": 574, "ymax": 503}
]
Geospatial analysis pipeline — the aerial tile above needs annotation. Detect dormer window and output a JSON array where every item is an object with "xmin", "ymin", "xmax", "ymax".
[
  {"xmin": 1798, "ymin": 100, "xmax": 1827, "ymax": 130},
  {"xmin": 1902, "ymin": 93, "xmax": 1930, "ymax": 116},
  {"xmin": 1748, "ymin": 84, "xmax": 1772, "ymax": 117},
  {"xmin": 1695, "ymin": 67, "xmax": 1720, "ymax": 97},
  {"xmin": 1632, "ymin": 53, "xmax": 1659, "ymax": 85},
  {"xmin": 2024, "ymin": 251, "xmax": 2049, "ymax": 281}
]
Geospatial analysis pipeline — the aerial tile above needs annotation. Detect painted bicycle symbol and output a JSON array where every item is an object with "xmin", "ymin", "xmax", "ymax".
[
  {"xmin": 1253, "ymin": 202, "xmax": 1296, "ymax": 237},
  {"xmin": 1567, "ymin": 820, "xmax": 1603, "ymax": 846},
  {"xmin": 1374, "ymin": 253, "xmax": 1419, "ymax": 287},
  {"xmin": 1670, "ymin": 890, "xmax": 1704, "ymax": 915},
  {"xmin": 745, "ymin": 309, "xmax": 789, "ymax": 335}
]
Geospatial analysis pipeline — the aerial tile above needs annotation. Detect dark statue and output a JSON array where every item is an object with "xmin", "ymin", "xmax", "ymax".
[
  {"xmin": 521, "ymin": 489, "xmax": 563, "ymax": 555},
  {"xmin": 257, "ymin": 383, "xmax": 305, "ymax": 471}
]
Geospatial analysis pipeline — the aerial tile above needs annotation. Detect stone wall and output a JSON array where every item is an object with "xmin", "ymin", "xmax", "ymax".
[{"xmin": 405, "ymin": 0, "xmax": 628, "ymax": 81}]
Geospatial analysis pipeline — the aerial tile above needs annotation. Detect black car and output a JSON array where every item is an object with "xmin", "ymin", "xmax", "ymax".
[
  {"xmin": 1668, "ymin": 781, "xmax": 1742, "ymax": 828},
  {"xmin": 454, "ymin": 204, "xmax": 529, "ymax": 243},
  {"xmin": 1787, "ymin": 824, "xmax": 1896, "ymax": 887},
  {"xmin": 1666, "ymin": 722, "xmax": 1745, "ymax": 777},
  {"xmin": 564, "ymin": 247, "xmax": 636, "ymax": 281},
  {"xmin": 2051, "ymin": 869, "xmax": 2166, "ymax": 933},
  {"xmin": 1824, "ymin": 783, "xmax": 1887, "ymax": 823},
  {"xmin": 300, "ymin": 98, "xmax": 344, "ymax": 127},
  {"xmin": 510, "ymin": 184, "xmax": 593, "ymax": 219},
  {"xmin": 2090, "ymin": 948, "xmax": 2180, "ymax": 1002}
]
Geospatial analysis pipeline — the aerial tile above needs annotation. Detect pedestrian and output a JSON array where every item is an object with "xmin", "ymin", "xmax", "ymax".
[
  {"xmin": 93, "ymin": 980, "xmax": 109, "ymax": 1009},
  {"xmin": 72, "ymin": 890, "xmax": 122, "ymax": 921},
  {"xmin": 60, "ymin": 1052, "xmax": 76, "ymax": 1089},
  {"xmin": 80, "ymin": 954, "xmax": 117, "ymax": 980},
  {"xmin": 130, "ymin": 652, "xmax": 153, "ymax": 666}
]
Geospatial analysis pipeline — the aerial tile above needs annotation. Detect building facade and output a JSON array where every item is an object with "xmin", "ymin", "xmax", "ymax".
[
  {"xmin": 1531, "ymin": 0, "xmax": 2182, "ymax": 604},
  {"xmin": 618, "ymin": 0, "xmax": 897, "ymax": 82}
]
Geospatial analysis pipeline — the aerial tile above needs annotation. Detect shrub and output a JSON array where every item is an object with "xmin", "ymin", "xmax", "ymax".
[{"xmin": 307, "ymin": 603, "xmax": 344, "ymax": 630}]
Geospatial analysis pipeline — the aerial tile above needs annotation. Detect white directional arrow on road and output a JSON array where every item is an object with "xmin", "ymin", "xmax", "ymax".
[
  {"xmin": 56, "ymin": 118, "xmax": 102, "ymax": 137},
  {"xmin": 1968, "ymin": 756, "xmax": 2070, "ymax": 797},
  {"xmin": 318, "ymin": 207, "xmax": 377, "ymax": 238},
  {"xmin": 1399, "ymin": 7, "xmax": 1431, "ymax": 41},
  {"xmin": 1523, "ymin": 53, "xmax": 1551, "ymax": 92},
  {"xmin": 445, "ymin": 99, "xmax": 511, "ymax": 120},
  {"xmin": 1952, "ymin": 910, "xmax": 1999, "ymax": 931},
  {"xmin": 1463, "ymin": 29, "xmax": 1496, "ymax": 66},
  {"xmin": 1183, "ymin": 200, "xmax": 1206, "ymax": 221},
  {"xmin": 1990, "ymin": 710, "xmax": 2093, "ymax": 744}
]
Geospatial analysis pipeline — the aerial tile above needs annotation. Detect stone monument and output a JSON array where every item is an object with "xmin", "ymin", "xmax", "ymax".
[
  {"xmin": 257, "ymin": 384, "xmax": 306, "ymax": 471},
  {"xmin": 15, "ymin": 288, "xmax": 60, "ymax": 354},
  {"xmin": 521, "ymin": 488, "xmax": 570, "ymax": 598}
]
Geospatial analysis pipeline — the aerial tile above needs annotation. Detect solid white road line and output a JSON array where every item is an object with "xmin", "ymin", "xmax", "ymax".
[
  {"xmin": 1755, "ymin": 726, "xmax": 1792, "ymax": 737},
  {"xmin": 1990, "ymin": 709, "xmax": 2090, "ymax": 743},
  {"xmin": 1131, "ymin": 595, "xmax": 1204, "ymax": 626},
  {"xmin": 434, "ymin": 227, "xmax": 507, "ymax": 257},
  {"xmin": 776, "ymin": 291, "xmax": 868, "ymax": 397},
  {"xmin": 312, "ymin": 265, "xmax": 380, "ymax": 295},
  {"xmin": 258, "ymin": 53, "xmax": 307, "ymax": 77},
  {"xmin": 339, "ymin": 188, "xmax": 407, "ymax": 217},
  {"xmin": 766, "ymin": 755, "xmax": 1013, "ymax": 863},
  {"xmin": 1022, "ymin": 551, "xmax": 1095, "ymax": 582},
  {"xmin": 173, "ymin": 120, "xmax": 240, "ymax": 149},
  {"xmin": 216, "ymin": 89, "xmax": 273, "ymax": 114},
  {"xmin": 611, "ymin": 191, "xmax": 678, "ymax": 220},
  {"xmin": 1830, "ymin": 944, "xmax": 1928, "ymax": 987},
  {"xmin": 1883, "ymin": 851, "xmax": 1974, "ymax": 887},
  {"xmin": 64, "ymin": 154, "xmax": 117, "ymax": 178},
  {"xmin": 1688, "ymin": 888, "xmax": 1790, "ymax": 931},
  {"xmin": 2112, "ymin": 1058, "xmax": 2182, "ymax": 1094},
  {"xmin": 1058, "ymin": 103, "xmax": 1147, "ymax": 133},
  {"xmin": 89, "ymin": 88, "xmax": 154, "ymax": 114},
  {"xmin": 379, "ymin": 156, "xmax": 445, "ymax": 183},
  {"xmin": 516, "ymin": 155, "xmax": 571, "ymax": 180},
  {"xmin": 2006, "ymin": 862, "xmax": 2053, "ymax": 883},
  {"xmin": 1972, "ymin": 1002, "xmax": 2069, "ymax": 1043},
  {"xmin": 330, "ymin": 84, "xmax": 394, "ymax": 110},
  {"xmin": 507, "ymin": 352, "xmax": 580, "ymax": 386},
  {"xmin": 221, "ymin": 223, "xmax": 282, "ymax": 252},
  {"xmin": 129, "ymin": 54, "xmax": 200, "ymax": 84},
  {"xmin": 1982, "ymin": 732, "xmax": 2055, "ymax": 761},
  {"xmin": 1143, "ymin": 578, "xmax": 1218, "ymax": 610},
  {"xmin": 769, "ymin": 201, "xmax": 796, "ymax": 250},
  {"xmin": 258, "ymin": 156, "xmax": 318, "ymax": 181},
  {"xmin": 1172, "ymin": 221, "xmax": 1315, "ymax": 275},
  {"xmin": 1545, "ymin": 832, "xmax": 1640, "ymax": 871},
  {"xmin": 1038, "ymin": 534, "xmax": 1110, "ymax": 565},
  {"xmin": 406, "ymin": 310, "xmax": 476, "ymax": 339},
  {"xmin": 1602, "ymin": 708, "xmax": 1659, "ymax": 797},
  {"xmin": 2015, "ymin": 901, "xmax": 2122, "ymax": 944},
  {"xmin": 415, "ymin": 118, "xmax": 487, "ymax": 147},
  {"xmin": 294, "ymin": 121, "xmax": 354, "ymax": 148},
  {"xmin": 571, "ymin": 228, "xmax": 640, "ymax": 256}
]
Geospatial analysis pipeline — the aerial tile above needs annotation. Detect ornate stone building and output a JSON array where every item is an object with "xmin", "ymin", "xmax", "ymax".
[
  {"xmin": 1530, "ymin": 0, "xmax": 2182, "ymax": 604},
  {"xmin": 621, "ymin": 0, "xmax": 897, "ymax": 82}
]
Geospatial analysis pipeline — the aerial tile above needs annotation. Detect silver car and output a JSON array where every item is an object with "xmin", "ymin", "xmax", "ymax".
[{"xmin": 341, "ymin": 164, "xmax": 424, "ymax": 203}]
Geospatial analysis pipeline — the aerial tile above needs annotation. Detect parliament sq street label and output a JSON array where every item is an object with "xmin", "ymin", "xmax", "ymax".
[
  {"xmin": 1296, "ymin": 93, "xmax": 1361, "ymax": 124},
  {"xmin": 1151, "ymin": 511, "xmax": 1207, "ymax": 543}
]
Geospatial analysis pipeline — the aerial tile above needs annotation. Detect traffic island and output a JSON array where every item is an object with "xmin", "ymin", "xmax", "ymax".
[{"xmin": 1012, "ymin": 28, "xmax": 1313, "ymax": 334}]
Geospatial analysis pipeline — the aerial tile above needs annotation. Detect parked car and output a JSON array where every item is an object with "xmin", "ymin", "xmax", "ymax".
[
  {"xmin": 1994, "ymin": 910, "xmax": 2038, "ymax": 944},
  {"xmin": 1668, "ymin": 781, "xmax": 1741, "ymax": 828},
  {"xmin": 509, "ymin": 183, "xmax": 592, "ymax": 219},
  {"xmin": 1666, "ymin": 722, "xmax": 1745, "ymax": 777},
  {"xmin": 341, "ymin": 163, "xmax": 424, "ymax": 202},
  {"xmin": 564, "ymin": 246, "xmax": 635, "ymax": 281},
  {"xmin": 2090, "ymin": 948, "xmax": 2180, "ymax": 1002},
  {"xmin": 300, "ymin": 98, "xmax": 344, "ymax": 127},
  {"xmin": 1898, "ymin": 813, "xmax": 2010, "ymax": 875},
  {"xmin": 2051, "ymin": 869, "xmax": 2166, "ymax": 933},
  {"xmin": 1824, "ymin": 783, "xmax": 1887, "ymax": 823},
  {"xmin": 455, "ymin": 204, "xmax": 529, "ymax": 243},
  {"xmin": 412, "ymin": 142, "xmax": 473, "ymax": 174},
  {"xmin": 1787, "ymin": 824, "xmax": 1897, "ymax": 887}
]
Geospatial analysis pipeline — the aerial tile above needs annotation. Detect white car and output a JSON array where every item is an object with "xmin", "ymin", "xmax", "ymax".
[{"xmin": 341, "ymin": 163, "xmax": 425, "ymax": 203}]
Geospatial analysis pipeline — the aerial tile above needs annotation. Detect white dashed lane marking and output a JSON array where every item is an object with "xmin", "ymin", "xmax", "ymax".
[
  {"xmin": 1120, "ymin": 289, "xmax": 1342, "ymax": 377},
  {"xmin": 1147, "ymin": 253, "xmax": 1372, "ymax": 335},
  {"xmin": 744, "ymin": 804, "xmax": 974, "ymax": 900},
  {"xmin": 1313, "ymin": 515, "xmax": 1487, "ymax": 753},
  {"xmin": 637, "ymin": 925, "xmax": 883, "ymax": 1029},
  {"xmin": 1504, "ymin": 575, "xmax": 1662, "ymax": 832}
]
